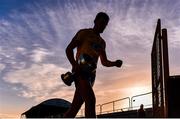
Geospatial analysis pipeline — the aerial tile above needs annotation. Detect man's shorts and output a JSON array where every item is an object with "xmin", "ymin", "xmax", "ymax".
[
  {"xmin": 80, "ymin": 69, "xmax": 96, "ymax": 86},
  {"xmin": 77, "ymin": 54, "xmax": 97, "ymax": 86}
]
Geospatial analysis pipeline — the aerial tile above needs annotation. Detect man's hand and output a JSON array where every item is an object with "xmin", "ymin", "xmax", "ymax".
[
  {"xmin": 72, "ymin": 62, "xmax": 80, "ymax": 73},
  {"xmin": 115, "ymin": 60, "xmax": 123, "ymax": 67}
]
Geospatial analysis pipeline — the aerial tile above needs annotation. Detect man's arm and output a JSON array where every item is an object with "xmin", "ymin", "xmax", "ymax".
[
  {"xmin": 66, "ymin": 32, "xmax": 80, "ymax": 70},
  {"xmin": 100, "ymin": 42, "xmax": 122, "ymax": 67},
  {"xmin": 66, "ymin": 40, "xmax": 78, "ymax": 66}
]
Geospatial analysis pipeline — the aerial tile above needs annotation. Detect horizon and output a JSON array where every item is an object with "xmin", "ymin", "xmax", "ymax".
[{"xmin": 0, "ymin": 0, "xmax": 180, "ymax": 118}]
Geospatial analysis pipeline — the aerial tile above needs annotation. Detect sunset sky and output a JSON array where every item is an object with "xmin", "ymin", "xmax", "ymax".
[{"xmin": 0, "ymin": 0, "xmax": 180, "ymax": 118}]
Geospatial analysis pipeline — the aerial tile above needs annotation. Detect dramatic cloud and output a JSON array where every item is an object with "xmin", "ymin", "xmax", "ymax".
[
  {"xmin": 3, "ymin": 63, "xmax": 72, "ymax": 102},
  {"xmin": 0, "ymin": 0, "xmax": 180, "ymax": 117},
  {"xmin": 30, "ymin": 47, "xmax": 54, "ymax": 63},
  {"xmin": 0, "ymin": 63, "xmax": 5, "ymax": 73}
]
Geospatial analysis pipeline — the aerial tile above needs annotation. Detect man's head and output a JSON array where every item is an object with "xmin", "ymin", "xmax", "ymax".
[
  {"xmin": 140, "ymin": 104, "xmax": 144, "ymax": 109},
  {"xmin": 94, "ymin": 12, "xmax": 109, "ymax": 33}
]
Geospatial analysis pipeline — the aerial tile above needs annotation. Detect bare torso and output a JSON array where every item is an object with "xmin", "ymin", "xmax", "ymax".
[{"xmin": 75, "ymin": 28, "xmax": 105, "ymax": 64}]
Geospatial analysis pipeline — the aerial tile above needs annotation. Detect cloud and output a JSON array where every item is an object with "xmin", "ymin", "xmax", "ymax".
[
  {"xmin": 0, "ymin": 0, "xmax": 180, "ymax": 117},
  {"xmin": 0, "ymin": 63, "xmax": 6, "ymax": 73},
  {"xmin": 3, "ymin": 63, "xmax": 73, "ymax": 102},
  {"xmin": 0, "ymin": 113, "xmax": 18, "ymax": 118},
  {"xmin": 30, "ymin": 47, "xmax": 54, "ymax": 63},
  {"xmin": 0, "ymin": 0, "xmax": 179, "ymax": 99},
  {"xmin": 16, "ymin": 47, "xmax": 26, "ymax": 53},
  {"xmin": 0, "ymin": 0, "xmax": 179, "ymax": 68}
]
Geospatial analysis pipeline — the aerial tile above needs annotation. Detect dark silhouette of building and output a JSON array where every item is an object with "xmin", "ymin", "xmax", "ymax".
[
  {"xmin": 151, "ymin": 19, "xmax": 180, "ymax": 117},
  {"xmin": 21, "ymin": 98, "xmax": 71, "ymax": 118}
]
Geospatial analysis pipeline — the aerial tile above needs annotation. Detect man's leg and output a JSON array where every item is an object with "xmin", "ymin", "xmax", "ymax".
[
  {"xmin": 76, "ymin": 77, "xmax": 96, "ymax": 117},
  {"xmin": 63, "ymin": 89, "xmax": 84, "ymax": 117}
]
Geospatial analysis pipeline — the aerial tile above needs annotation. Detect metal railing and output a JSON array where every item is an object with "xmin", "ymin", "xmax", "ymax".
[
  {"xmin": 77, "ymin": 92, "xmax": 152, "ymax": 117},
  {"xmin": 131, "ymin": 92, "xmax": 152, "ymax": 110},
  {"xmin": 100, "ymin": 97, "xmax": 130, "ymax": 114}
]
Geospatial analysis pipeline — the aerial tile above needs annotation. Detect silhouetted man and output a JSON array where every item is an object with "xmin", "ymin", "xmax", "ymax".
[
  {"xmin": 64, "ymin": 12, "xmax": 123, "ymax": 118},
  {"xmin": 137, "ymin": 104, "xmax": 146, "ymax": 118}
]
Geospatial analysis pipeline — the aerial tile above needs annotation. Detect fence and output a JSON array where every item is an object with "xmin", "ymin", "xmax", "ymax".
[{"xmin": 77, "ymin": 92, "xmax": 152, "ymax": 117}]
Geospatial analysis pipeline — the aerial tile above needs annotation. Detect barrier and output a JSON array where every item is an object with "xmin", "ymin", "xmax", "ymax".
[{"xmin": 77, "ymin": 92, "xmax": 152, "ymax": 117}]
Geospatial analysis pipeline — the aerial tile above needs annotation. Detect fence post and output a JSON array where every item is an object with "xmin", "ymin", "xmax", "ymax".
[
  {"xmin": 100, "ymin": 104, "xmax": 102, "ymax": 115},
  {"xmin": 113, "ymin": 101, "xmax": 115, "ymax": 112}
]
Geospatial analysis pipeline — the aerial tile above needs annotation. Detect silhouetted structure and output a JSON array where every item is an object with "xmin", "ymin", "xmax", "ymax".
[
  {"xmin": 167, "ymin": 75, "xmax": 180, "ymax": 117},
  {"xmin": 151, "ymin": 19, "xmax": 180, "ymax": 117},
  {"xmin": 21, "ymin": 98, "xmax": 71, "ymax": 118}
]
